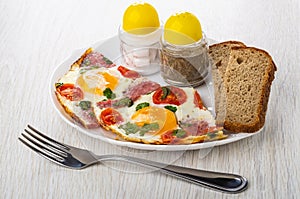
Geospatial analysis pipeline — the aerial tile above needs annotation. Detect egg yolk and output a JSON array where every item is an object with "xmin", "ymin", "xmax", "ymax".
[
  {"xmin": 164, "ymin": 12, "xmax": 203, "ymax": 45},
  {"xmin": 77, "ymin": 72, "xmax": 119, "ymax": 95},
  {"xmin": 131, "ymin": 106, "xmax": 177, "ymax": 135},
  {"xmin": 122, "ymin": 2, "xmax": 160, "ymax": 35}
]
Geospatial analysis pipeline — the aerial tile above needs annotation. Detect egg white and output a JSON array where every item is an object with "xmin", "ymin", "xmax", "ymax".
[{"xmin": 176, "ymin": 88, "xmax": 216, "ymax": 126}]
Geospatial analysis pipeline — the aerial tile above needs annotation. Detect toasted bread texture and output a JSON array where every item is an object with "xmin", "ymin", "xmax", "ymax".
[
  {"xmin": 209, "ymin": 41, "xmax": 246, "ymax": 123},
  {"xmin": 209, "ymin": 41, "xmax": 246, "ymax": 77},
  {"xmin": 223, "ymin": 47, "xmax": 276, "ymax": 132}
]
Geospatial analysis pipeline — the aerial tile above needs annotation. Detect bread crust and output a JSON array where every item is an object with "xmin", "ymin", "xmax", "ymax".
[
  {"xmin": 209, "ymin": 41, "xmax": 246, "ymax": 49},
  {"xmin": 223, "ymin": 46, "xmax": 276, "ymax": 132}
]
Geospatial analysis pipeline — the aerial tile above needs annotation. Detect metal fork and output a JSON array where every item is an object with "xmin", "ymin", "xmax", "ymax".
[{"xmin": 18, "ymin": 124, "xmax": 248, "ymax": 193}]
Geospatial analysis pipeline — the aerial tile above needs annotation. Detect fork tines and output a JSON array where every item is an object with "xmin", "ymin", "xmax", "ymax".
[{"xmin": 19, "ymin": 125, "xmax": 69, "ymax": 163}]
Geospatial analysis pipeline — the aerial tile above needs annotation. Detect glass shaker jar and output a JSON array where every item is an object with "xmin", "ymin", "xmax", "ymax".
[
  {"xmin": 118, "ymin": 27, "xmax": 162, "ymax": 76},
  {"xmin": 160, "ymin": 33, "xmax": 209, "ymax": 87}
]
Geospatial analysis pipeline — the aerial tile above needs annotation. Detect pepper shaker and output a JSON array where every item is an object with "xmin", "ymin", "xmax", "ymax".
[{"xmin": 159, "ymin": 12, "xmax": 209, "ymax": 87}]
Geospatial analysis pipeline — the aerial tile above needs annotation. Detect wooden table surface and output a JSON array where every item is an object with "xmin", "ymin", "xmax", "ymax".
[{"xmin": 1, "ymin": 0, "xmax": 299, "ymax": 198}]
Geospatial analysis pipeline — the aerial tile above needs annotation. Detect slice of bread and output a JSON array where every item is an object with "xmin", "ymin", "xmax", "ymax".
[
  {"xmin": 223, "ymin": 47, "xmax": 276, "ymax": 132},
  {"xmin": 209, "ymin": 41, "xmax": 246, "ymax": 122},
  {"xmin": 209, "ymin": 41, "xmax": 246, "ymax": 77}
]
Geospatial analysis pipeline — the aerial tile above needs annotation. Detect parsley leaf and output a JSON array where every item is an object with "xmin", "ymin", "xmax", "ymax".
[
  {"xmin": 172, "ymin": 129, "xmax": 186, "ymax": 138},
  {"xmin": 207, "ymin": 132, "xmax": 217, "ymax": 139},
  {"xmin": 119, "ymin": 122, "xmax": 159, "ymax": 136},
  {"xmin": 103, "ymin": 88, "xmax": 116, "ymax": 99},
  {"xmin": 164, "ymin": 105, "xmax": 177, "ymax": 113},
  {"xmin": 119, "ymin": 122, "xmax": 140, "ymax": 135},
  {"xmin": 161, "ymin": 87, "xmax": 170, "ymax": 99},
  {"xmin": 135, "ymin": 102, "xmax": 150, "ymax": 111},
  {"xmin": 83, "ymin": 58, "xmax": 91, "ymax": 66},
  {"xmin": 139, "ymin": 123, "xmax": 159, "ymax": 136},
  {"xmin": 79, "ymin": 101, "xmax": 91, "ymax": 110},
  {"xmin": 103, "ymin": 57, "xmax": 113, "ymax": 65},
  {"xmin": 113, "ymin": 97, "xmax": 133, "ymax": 107}
]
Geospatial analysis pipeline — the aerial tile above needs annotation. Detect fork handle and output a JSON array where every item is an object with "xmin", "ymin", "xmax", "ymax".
[
  {"xmin": 98, "ymin": 155, "xmax": 248, "ymax": 193},
  {"xmin": 161, "ymin": 164, "xmax": 248, "ymax": 193}
]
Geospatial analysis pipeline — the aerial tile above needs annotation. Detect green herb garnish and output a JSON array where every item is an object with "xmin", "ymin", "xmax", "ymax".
[
  {"xmin": 172, "ymin": 129, "xmax": 186, "ymax": 138},
  {"xmin": 179, "ymin": 122, "xmax": 193, "ymax": 128},
  {"xmin": 161, "ymin": 87, "xmax": 170, "ymax": 99},
  {"xmin": 139, "ymin": 123, "xmax": 159, "ymax": 136},
  {"xmin": 119, "ymin": 122, "xmax": 140, "ymax": 135},
  {"xmin": 83, "ymin": 59, "xmax": 91, "ymax": 66},
  {"xmin": 113, "ymin": 97, "xmax": 133, "ymax": 107},
  {"xmin": 88, "ymin": 111, "xmax": 96, "ymax": 117},
  {"xmin": 103, "ymin": 88, "xmax": 116, "ymax": 99},
  {"xmin": 79, "ymin": 66, "xmax": 100, "ymax": 74},
  {"xmin": 103, "ymin": 56, "xmax": 113, "ymax": 65},
  {"xmin": 164, "ymin": 105, "xmax": 177, "ymax": 113},
  {"xmin": 135, "ymin": 102, "xmax": 150, "ymax": 111},
  {"xmin": 79, "ymin": 101, "xmax": 91, "ymax": 110},
  {"xmin": 119, "ymin": 122, "xmax": 159, "ymax": 136},
  {"xmin": 207, "ymin": 132, "xmax": 218, "ymax": 139}
]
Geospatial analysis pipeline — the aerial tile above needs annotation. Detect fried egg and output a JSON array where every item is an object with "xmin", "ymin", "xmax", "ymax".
[
  {"xmin": 56, "ymin": 48, "xmax": 227, "ymax": 143},
  {"xmin": 55, "ymin": 50, "xmax": 136, "ymax": 128},
  {"xmin": 76, "ymin": 67, "xmax": 132, "ymax": 102},
  {"xmin": 131, "ymin": 106, "xmax": 177, "ymax": 133},
  {"xmin": 101, "ymin": 87, "xmax": 223, "ymax": 144}
]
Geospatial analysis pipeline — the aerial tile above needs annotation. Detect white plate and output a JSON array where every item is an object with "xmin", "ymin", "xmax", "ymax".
[{"xmin": 49, "ymin": 36, "xmax": 261, "ymax": 151}]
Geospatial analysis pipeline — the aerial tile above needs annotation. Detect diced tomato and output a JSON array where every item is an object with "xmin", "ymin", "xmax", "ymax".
[
  {"xmin": 56, "ymin": 83, "xmax": 84, "ymax": 101},
  {"xmin": 117, "ymin": 66, "xmax": 140, "ymax": 79},
  {"xmin": 100, "ymin": 108, "xmax": 123, "ymax": 125},
  {"xmin": 152, "ymin": 86, "xmax": 187, "ymax": 106},
  {"xmin": 193, "ymin": 90, "xmax": 205, "ymax": 109},
  {"xmin": 161, "ymin": 130, "xmax": 175, "ymax": 144}
]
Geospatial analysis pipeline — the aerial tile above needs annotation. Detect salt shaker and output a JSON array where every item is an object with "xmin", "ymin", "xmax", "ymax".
[
  {"xmin": 119, "ymin": 27, "xmax": 162, "ymax": 75},
  {"xmin": 119, "ymin": 2, "xmax": 162, "ymax": 76}
]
